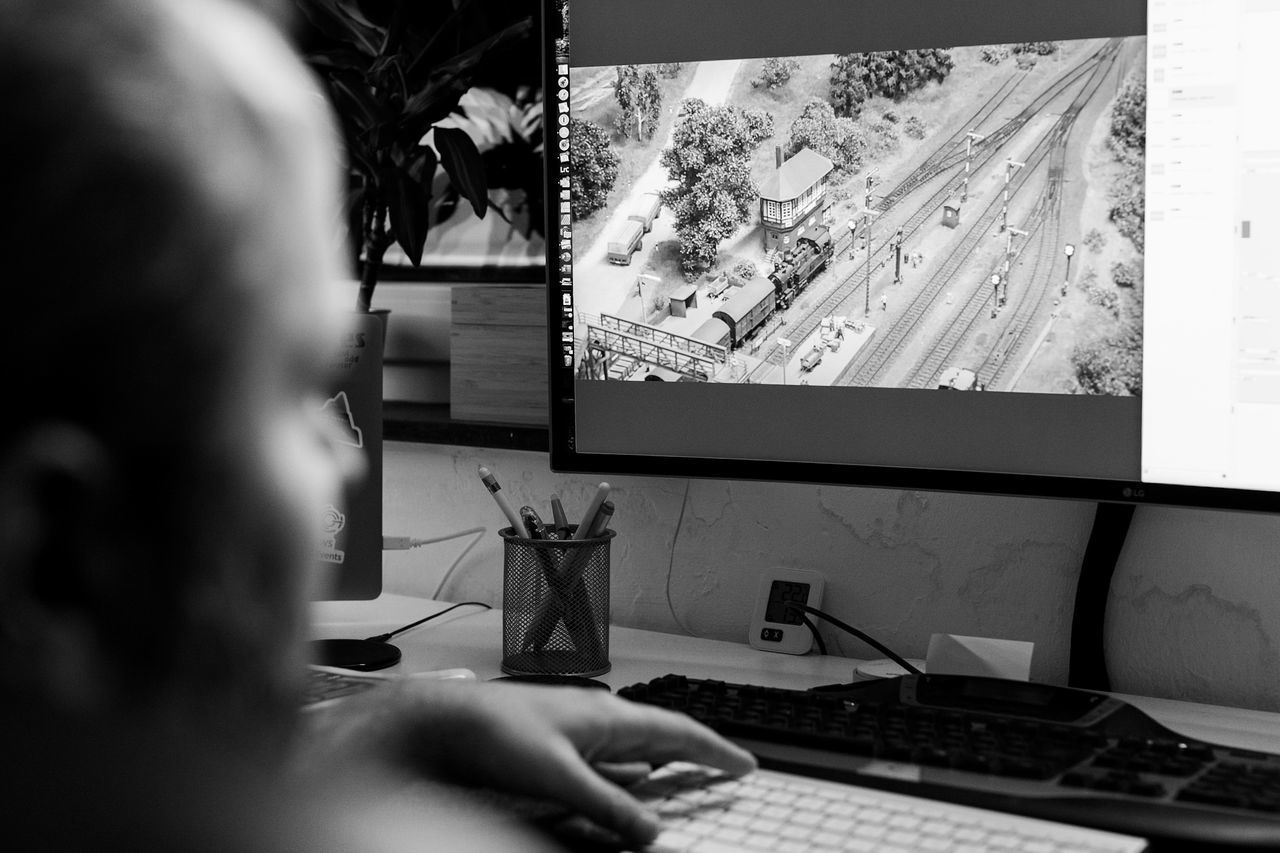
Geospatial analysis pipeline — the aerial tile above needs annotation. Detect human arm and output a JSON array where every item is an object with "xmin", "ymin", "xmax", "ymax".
[{"xmin": 305, "ymin": 679, "xmax": 757, "ymax": 845}]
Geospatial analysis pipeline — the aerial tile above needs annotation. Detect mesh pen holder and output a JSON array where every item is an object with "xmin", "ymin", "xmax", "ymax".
[{"xmin": 501, "ymin": 526, "xmax": 613, "ymax": 678}]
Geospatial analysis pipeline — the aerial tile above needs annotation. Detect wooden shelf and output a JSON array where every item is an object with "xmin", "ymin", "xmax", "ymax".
[{"xmin": 383, "ymin": 402, "xmax": 548, "ymax": 452}]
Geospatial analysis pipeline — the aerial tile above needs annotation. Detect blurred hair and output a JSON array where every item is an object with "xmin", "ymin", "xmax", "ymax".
[{"xmin": 0, "ymin": 0, "xmax": 333, "ymax": 747}]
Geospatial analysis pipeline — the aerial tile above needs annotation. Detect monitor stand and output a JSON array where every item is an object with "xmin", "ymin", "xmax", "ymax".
[{"xmin": 1067, "ymin": 502, "xmax": 1135, "ymax": 691}]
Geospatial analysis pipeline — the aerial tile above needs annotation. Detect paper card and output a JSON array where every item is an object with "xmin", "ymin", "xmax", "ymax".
[{"xmin": 925, "ymin": 634, "xmax": 1034, "ymax": 681}]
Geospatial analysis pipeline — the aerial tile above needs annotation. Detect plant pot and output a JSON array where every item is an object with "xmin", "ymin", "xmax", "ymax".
[{"xmin": 316, "ymin": 309, "xmax": 387, "ymax": 599}]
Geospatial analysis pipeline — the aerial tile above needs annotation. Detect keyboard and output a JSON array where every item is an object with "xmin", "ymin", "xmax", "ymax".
[
  {"xmin": 630, "ymin": 762, "xmax": 1144, "ymax": 853},
  {"xmin": 617, "ymin": 673, "xmax": 1280, "ymax": 850}
]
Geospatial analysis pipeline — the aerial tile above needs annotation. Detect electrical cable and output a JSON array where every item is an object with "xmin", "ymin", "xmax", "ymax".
[
  {"xmin": 786, "ymin": 602, "xmax": 922, "ymax": 675},
  {"xmin": 364, "ymin": 601, "xmax": 491, "ymax": 644},
  {"xmin": 664, "ymin": 479, "xmax": 696, "ymax": 635},
  {"xmin": 800, "ymin": 614, "xmax": 828, "ymax": 656},
  {"xmin": 383, "ymin": 527, "xmax": 486, "ymax": 551},
  {"xmin": 426, "ymin": 526, "xmax": 488, "ymax": 599}
]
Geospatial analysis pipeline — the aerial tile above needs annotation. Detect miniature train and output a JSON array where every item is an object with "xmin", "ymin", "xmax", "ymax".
[
  {"xmin": 769, "ymin": 226, "xmax": 833, "ymax": 309},
  {"xmin": 708, "ymin": 226, "xmax": 833, "ymax": 349}
]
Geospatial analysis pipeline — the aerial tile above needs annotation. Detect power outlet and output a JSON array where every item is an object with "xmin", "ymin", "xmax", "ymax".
[{"xmin": 748, "ymin": 569, "xmax": 825, "ymax": 654}]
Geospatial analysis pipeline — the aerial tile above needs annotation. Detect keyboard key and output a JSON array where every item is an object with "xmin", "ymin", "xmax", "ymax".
[
  {"xmin": 887, "ymin": 829, "xmax": 924, "ymax": 846},
  {"xmin": 852, "ymin": 822, "xmax": 889, "ymax": 840},
  {"xmin": 650, "ymin": 829, "xmax": 696, "ymax": 851},
  {"xmin": 778, "ymin": 824, "xmax": 811, "ymax": 840},
  {"xmin": 747, "ymin": 817, "xmax": 781, "ymax": 835},
  {"xmin": 690, "ymin": 840, "xmax": 744, "ymax": 853}
]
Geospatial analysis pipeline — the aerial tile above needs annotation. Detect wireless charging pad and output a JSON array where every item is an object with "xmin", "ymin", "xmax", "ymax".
[{"xmin": 310, "ymin": 638, "xmax": 402, "ymax": 672}]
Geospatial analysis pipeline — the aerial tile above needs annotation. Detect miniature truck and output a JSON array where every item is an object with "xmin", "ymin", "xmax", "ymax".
[
  {"xmin": 607, "ymin": 219, "xmax": 644, "ymax": 265},
  {"xmin": 629, "ymin": 191, "xmax": 662, "ymax": 232}
]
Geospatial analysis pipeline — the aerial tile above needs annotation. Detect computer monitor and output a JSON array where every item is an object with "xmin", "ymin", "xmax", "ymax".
[{"xmin": 545, "ymin": 0, "xmax": 1280, "ymax": 516}]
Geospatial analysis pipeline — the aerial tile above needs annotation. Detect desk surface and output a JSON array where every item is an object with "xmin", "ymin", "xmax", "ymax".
[{"xmin": 313, "ymin": 595, "xmax": 1280, "ymax": 756}]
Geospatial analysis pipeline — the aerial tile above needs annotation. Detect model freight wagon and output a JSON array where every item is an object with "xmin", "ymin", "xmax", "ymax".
[{"xmin": 713, "ymin": 279, "xmax": 776, "ymax": 348}]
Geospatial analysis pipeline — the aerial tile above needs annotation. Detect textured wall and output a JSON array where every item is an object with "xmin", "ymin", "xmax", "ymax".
[{"xmin": 382, "ymin": 441, "xmax": 1280, "ymax": 710}]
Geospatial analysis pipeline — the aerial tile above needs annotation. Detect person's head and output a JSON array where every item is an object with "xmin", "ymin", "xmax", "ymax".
[{"xmin": 0, "ymin": 0, "xmax": 356, "ymax": 748}]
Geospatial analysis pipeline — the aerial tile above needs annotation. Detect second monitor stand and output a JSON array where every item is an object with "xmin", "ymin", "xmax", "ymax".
[{"xmin": 1067, "ymin": 501, "xmax": 1136, "ymax": 692}]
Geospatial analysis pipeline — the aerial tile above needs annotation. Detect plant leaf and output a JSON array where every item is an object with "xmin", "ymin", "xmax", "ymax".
[
  {"xmin": 293, "ymin": 0, "xmax": 381, "ymax": 56},
  {"xmin": 434, "ymin": 126, "xmax": 487, "ymax": 218},
  {"xmin": 400, "ymin": 18, "xmax": 533, "ymax": 129},
  {"xmin": 328, "ymin": 71, "xmax": 383, "ymax": 132},
  {"xmin": 388, "ymin": 151, "xmax": 436, "ymax": 266}
]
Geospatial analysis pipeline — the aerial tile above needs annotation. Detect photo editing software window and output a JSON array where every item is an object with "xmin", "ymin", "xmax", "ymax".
[{"xmin": 551, "ymin": 0, "xmax": 1280, "ymax": 492}]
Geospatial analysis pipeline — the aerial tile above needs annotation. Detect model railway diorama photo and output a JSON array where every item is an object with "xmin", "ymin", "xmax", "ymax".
[{"xmin": 567, "ymin": 35, "xmax": 1145, "ymax": 395}]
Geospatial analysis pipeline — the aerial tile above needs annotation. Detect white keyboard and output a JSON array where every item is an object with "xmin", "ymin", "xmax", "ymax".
[{"xmin": 632, "ymin": 763, "xmax": 1147, "ymax": 853}]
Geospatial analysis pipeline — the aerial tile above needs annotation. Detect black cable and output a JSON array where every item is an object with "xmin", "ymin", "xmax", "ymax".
[
  {"xmin": 364, "ymin": 601, "xmax": 491, "ymax": 643},
  {"xmin": 787, "ymin": 603, "xmax": 922, "ymax": 675},
  {"xmin": 800, "ymin": 614, "xmax": 827, "ymax": 656}
]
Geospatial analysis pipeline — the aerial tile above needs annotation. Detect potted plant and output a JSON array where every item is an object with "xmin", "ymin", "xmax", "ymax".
[
  {"xmin": 292, "ymin": 0, "xmax": 539, "ymax": 596},
  {"xmin": 294, "ymin": 0, "xmax": 538, "ymax": 310}
]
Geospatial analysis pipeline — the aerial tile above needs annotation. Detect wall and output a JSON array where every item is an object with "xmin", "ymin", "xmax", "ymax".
[{"xmin": 383, "ymin": 440, "xmax": 1280, "ymax": 712}]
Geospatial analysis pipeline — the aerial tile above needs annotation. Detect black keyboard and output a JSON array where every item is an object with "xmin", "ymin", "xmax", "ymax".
[{"xmin": 617, "ymin": 673, "xmax": 1280, "ymax": 850}]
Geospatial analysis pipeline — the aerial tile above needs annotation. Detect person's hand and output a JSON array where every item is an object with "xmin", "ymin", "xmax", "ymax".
[{"xmin": 387, "ymin": 680, "xmax": 757, "ymax": 844}]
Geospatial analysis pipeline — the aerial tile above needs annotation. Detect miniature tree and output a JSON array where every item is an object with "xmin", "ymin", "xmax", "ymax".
[
  {"xmin": 614, "ymin": 65, "xmax": 662, "ymax": 141},
  {"xmin": 829, "ymin": 55, "xmax": 869, "ymax": 118},
  {"xmin": 787, "ymin": 98, "xmax": 866, "ymax": 179},
  {"xmin": 752, "ymin": 57, "xmax": 801, "ymax": 91},
  {"xmin": 569, "ymin": 118, "xmax": 619, "ymax": 219},
  {"xmin": 660, "ymin": 100, "xmax": 773, "ymax": 274},
  {"xmin": 1108, "ymin": 73, "xmax": 1146, "ymax": 252},
  {"xmin": 830, "ymin": 49, "xmax": 953, "ymax": 117}
]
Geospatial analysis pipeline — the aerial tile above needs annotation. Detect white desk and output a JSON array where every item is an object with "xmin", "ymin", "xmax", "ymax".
[{"xmin": 313, "ymin": 594, "xmax": 1280, "ymax": 755}]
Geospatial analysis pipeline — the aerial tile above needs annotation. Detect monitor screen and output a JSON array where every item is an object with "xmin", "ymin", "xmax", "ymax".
[{"xmin": 545, "ymin": 0, "xmax": 1280, "ymax": 512}]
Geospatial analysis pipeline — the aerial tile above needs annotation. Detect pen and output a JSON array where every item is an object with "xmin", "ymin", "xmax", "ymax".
[
  {"xmin": 585, "ymin": 499, "xmax": 615, "ymax": 538},
  {"xmin": 478, "ymin": 466, "xmax": 526, "ymax": 535},
  {"xmin": 550, "ymin": 495, "xmax": 571, "ymax": 539},
  {"xmin": 520, "ymin": 505, "xmax": 548, "ymax": 540},
  {"xmin": 573, "ymin": 482, "xmax": 611, "ymax": 540}
]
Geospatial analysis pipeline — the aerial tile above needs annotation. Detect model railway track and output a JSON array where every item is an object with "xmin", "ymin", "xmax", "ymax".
[
  {"xmin": 875, "ymin": 71, "xmax": 1024, "ymax": 210},
  {"xmin": 979, "ymin": 160, "xmax": 1065, "ymax": 390},
  {"xmin": 841, "ymin": 133, "xmax": 1056, "ymax": 387},
  {"xmin": 872, "ymin": 38, "xmax": 1118, "ymax": 216},
  {"xmin": 956, "ymin": 40, "xmax": 1119, "ymax": 175},
  {"xmin": 841, "ymin": 43, "xmax": 1120, "ymax": 388},
  {"xmin": 742, "ymin": 41, "xmax": 1122, "ymax": 383},
  {"xmin": 979, "ymin": 51, "xmax": 1118, "ymax": 390},
  {"xmin": 905, "ymin": 167, "xmax": 1061, "ymax": 390}
]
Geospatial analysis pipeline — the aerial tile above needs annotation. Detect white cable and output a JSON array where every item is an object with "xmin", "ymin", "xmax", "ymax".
[
  {"xmin": 429, "ymin": 527, "xmax": 488, "ymax": 600},
  {"xmin": 664, "ymin": 480, "xmax": 697, "ymax": 636}
]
